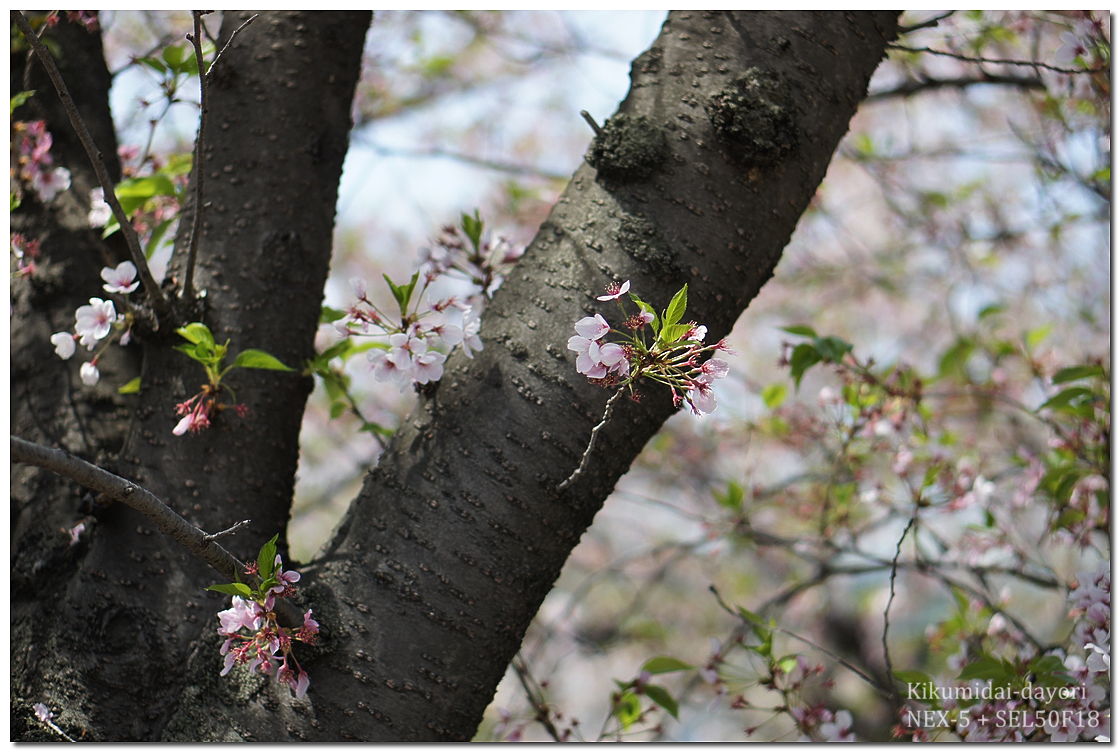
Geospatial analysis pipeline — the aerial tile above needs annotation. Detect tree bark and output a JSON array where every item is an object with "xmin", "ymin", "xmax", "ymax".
[{"xmin": 11, "ymin": 10, "xmax": 897, "ymax": 741}]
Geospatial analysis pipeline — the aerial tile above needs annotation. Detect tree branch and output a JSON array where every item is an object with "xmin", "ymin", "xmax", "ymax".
[
  {"xmin": 9, "ymin": 435, "xmax": 301, "ymax": 625},
  {"xmin": 867, "ymin": 73, "xmax": 1045, "ymax": 101},
  {"xmin": 13, "ymin": 11, "xmax": 171, "ymax": 321},
  {"xmin": 887, "ymin": 42, "xmax": 1107, "ymax": 75}
]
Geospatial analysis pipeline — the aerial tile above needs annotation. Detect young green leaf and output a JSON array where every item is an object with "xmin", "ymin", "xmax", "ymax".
[
  {"xmin": 1052, "ymin": 364, "xmax": 1106, "ymax": 384},
  {"xmin": 662, "ymin": 284, "xmax": 688, "ymax": 329},
  {"xmin": 320, "ymin": 305, "xmax": 347, "ymax": 323},
  {"xmin": 233, "ymin": 349, "xmax": 293, "ymax": 372},
  {"xmin": 761, "ymin": 383, "xmax": 787, "ymax": 409},
  {"xmin": 641, "ymin": 656, "xmax": 693, "ymax": 675},
  {"xmin": 257, "ymin": 534, "xmax": 279, "ymax": 580},
  {"xmin": 643, "ymin": 684, "xmax": 679, "ymax": 719},
  {"xmin": 118, "ymin": 376, "xmax": 142, "ymax": 395},
  {"xmin": 10, "ymin": 89, "xmax": 35, "ymax": 115},
  {"xmin": 780, "ymin": 324, "xmax": 817, "ymax": 338},
  {"xmin": 789, "ymin": 343, "xmax": 822, "ymax": 389},
  {"xmin": 206, "ymin": 582, "xmax": 253, "ymax": 598},
  {"xmin": 460, "ymin": 210, "xmax": 483, "ymax": 251},
  {"xmin": 177, "ymin": 322, "xmax": 215, "ymax": 347}
]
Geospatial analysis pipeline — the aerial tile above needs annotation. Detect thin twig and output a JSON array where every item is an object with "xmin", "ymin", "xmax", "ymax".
[
  {"xmin": 557, "ymin": 388, "xmax": 624, "ymax": 490},
  {"xmin": 887, "ymin": 43, "xmax": 1107, "ymax": 75},
  {"xmin": 204, "ymin": 518, "xmax": 251, "ymax": 541},
  {"xmin": 709, "ymin": 586, "xmax": 893, "ymax": 700},
  {"xmin": 867, "ymin": 73, "xmax": 1045, "ymax": 101},
  {"xmin": 882, "ymin": 514, "xmax": 916, "ymax": 698},
  {"xmin": 511, "ymin": 654, "xmax": 564, "ymax": 742},
  {"xmin": 182, "ymin": 11, "xmax": 208, "ymax": 300},
  {"xmin": 897, "ymin": 11, "xmax": 955, "ymax": 34},
  {"xmin": 208, "ymin": 13, "xmax": 258, "ymax": 74},
  {"xmin": 357, "ymin": 137, "xmax": 568, "ymax": 181},
  {"xmin": 13, "ymin": 11, "xmax": 170, "ymax": 320},
  {"xmin": 579, "ymin": 109, "xmax": 602, "ymax": 136},
  {"xmin": 10, "ymin": 435, "xmax": 302, "ymax": 626}
]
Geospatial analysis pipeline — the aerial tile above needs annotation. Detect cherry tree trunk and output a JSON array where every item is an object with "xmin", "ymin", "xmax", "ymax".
[{"xmin": 11, "ymin": 10, "xmax": 898, "ymax": 741}]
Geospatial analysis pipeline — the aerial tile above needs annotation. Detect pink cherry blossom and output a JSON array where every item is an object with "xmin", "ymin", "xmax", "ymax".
[
  {"xmin": 217, "ymin": 597, "xmax": 262, "ymax": 636},
  {"xmin": 412, "ymin": 350, "xmax": 446, "ymax": 384},
  {"xmin": 87, "ymin": 187, "xmax": 111, "ymax": 227},
  {"xmin": 461, "ymin": 309, "xmax": 483, "ymax": 358},
  {"xmin": 819, "ymin": 710, "xmax": 855, "ymax": 741},
  {"xmin": 686, "ymin": 381, "xmax": 717, "ymax": 414},
  {"xmin": 574, "ymin": 314, "xmax": 609, "ymax": 340},
  {"xmin": 79, "ymin": 361, "xmax": 100, "ymax": 386},
  {"xmin": 597, "ymin": 280, "xmax": 631, "ymax": 301},
  {"xmin": 50, "ymin": 332, "xmax": 76, "ymax": 360},
  {"xmin": 31, "ymin": 166, "xmax": 71, "ymax": 202},
  {"xmin": 100, "ymin": 261, "xmax": 139, "ymax": 294},
  {"xmin": 74, "ymin": 298, "xmax": 117, "ymax": 349}
]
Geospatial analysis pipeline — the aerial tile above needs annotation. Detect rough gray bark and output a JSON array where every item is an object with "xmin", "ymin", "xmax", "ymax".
[{"xmin": 12, "ymin": 10, "xmax": 897, "ymax": 742}]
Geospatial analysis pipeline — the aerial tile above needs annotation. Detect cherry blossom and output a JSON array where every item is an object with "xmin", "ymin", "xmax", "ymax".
[
  {"xmin": 597, "ymin": 279, "xmax": 630, "ymax": 301},
  {"xmin": 100, "ymin": 261, "xmax": 139, "ymax": 294},
  {"xmin": 461, "ymin": 309, "xmax": 484, "ymax": 358},
  {"xmin": 819, "ymin": 710, "xmax": 855, "ymax": 741},
  {"xmin": 87, "ymin": 187, "xmax": 111, "ymax": 227},
  {"xmin": 79, "ymin": 361, "xmax": 100, "ymax": 386},
  {"xmin": 50, "ymin": 332, "xmax": 76, "ymax": 360},
  {"xmin": 74, "ymin": 298, "xmax": 117, "ymax": 349},
  {"xmin": 31, "ymin": 166, "xmax": 71, "ymax": 202}
]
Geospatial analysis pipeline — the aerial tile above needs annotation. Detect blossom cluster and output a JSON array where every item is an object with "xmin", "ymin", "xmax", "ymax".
[
  {"xmin": 213, "ymin": 541, "xmax": 319, "ymax": 699},
  {"xmin": 13, "ymin": 119, "xmax": 71, "ymax": 204},
  {"xmin": 334, "ymin": 274, "xmax": 484, "ymax": 390},
  {"xmin": 567, "ymin": 281, "xmax": 731, "ymax": 414},
  {"xmin": 48, "ymin": 261, "xmax": 139, "ymax": 386},
  {"xmin": 419, "ymin": 213, "xmax": 524, "ymax": 297},
  {"xmin": 10, "ymin": 232, "xmax": 41, "ymax": 277}
]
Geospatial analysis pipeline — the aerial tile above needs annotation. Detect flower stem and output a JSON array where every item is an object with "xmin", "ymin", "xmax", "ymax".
[{"xmin": 557, "ymin": 388, "xmax": 624, "ymax": 491}]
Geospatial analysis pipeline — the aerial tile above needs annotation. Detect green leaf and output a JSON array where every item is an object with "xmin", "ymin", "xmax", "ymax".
[
  {"xmin": 460, "ymin": 210, "xmax": 483, "ymax": 251},
  {"xmin": 144, "ymin": 217, "xmax": 176, "ymax": 259},
  {"xmin": 329, "ymin": 401, "xmax": 347, "ymax": 419},
  {"xmin": 320, "ymin": 305, "xmax": 347, "ymax": 323},
  {"xmin": 780, "ymin": 324, "xmax": 817, "ymax": 338},
  {"xmin": 1052, "ymin": 364, "xmax": 1106, "ymax": 384},
  {"xmin": 662, "ymin": 284, "xmax": 688, "ymax": 329},
  {"xmin": 643, "ymin": 684, "xmax": 678, "ymax": 720},
  {"xmin": 10, "ymin": 89, "xmax": 35, "ymax": 115},
  {"xmin": 1025, "ymin": 324, "xmax": 1052, "ymax": 350},
  {"xmin": 206, "ymin": 582, "xmax": 253, "ymax": 597},
  {"xmin": 177, "ymin": 322, "xmax": 215, "ymax": 347},
  {"xmin": 233, "ymin": 349, "xmax": 293, "ymax": 372},
  {"xmin": 116, "ymin": 174, "xmax": 176, "ymax": 201},
  {"xmin": 977, "ymin": 303, "xmax": 1005, "ymax": 320},
  {"xmin": 714, "ymin": 481, "xmax": 744, "ymax": 510},
  {"xmin": 613, "ymin": 690, "xmax": 642, "ymax": 729},
  {"xmin": 789, "ymin": 343, "xmax": 822, "ymax": 390},
  {"xmin": 938, "ymin": 337, "xmax": 975, "ymax": 380},
  {"xmin": 658, "ymin": 323, "xmax": 691, "ymax": 344},
  {"xmin": 641, "ymin": 656, "xmax": 693, "ymax": 675},
  {"xmin": 161, "ymin": 42, "xmax": 186, "ymax": 68},
  {"xmin": 812, "ymin": 335, "xmax": 853, "ymax": 363},
  {"xmin": 117, "ymin": 376, "xmax": 142, "ymax": 395},
  {"xmin": 1038, "ymin": 386, "xmax": 1094, "ymax": 412},
  {"xmin": 958, "ymin": 655, "xmax": 1015, "ymax": 685},
  {"xmin": 360, "ymin": 421, "xmax": 395, "ymax": 438},
  {"xmin": 761, "ymin": 383, "xmax": 787, "ymax": 409},
  {"xmin": 257, "ymin": 534, "xmax": 279, "ymax": 580},
  {"xmin": 138, "ymin": 56, "xmax": 168, "ymax": 74}
]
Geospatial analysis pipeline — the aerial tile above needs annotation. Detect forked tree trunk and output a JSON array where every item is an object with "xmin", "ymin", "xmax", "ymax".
[{"xmin": 11, "ymin": 10, "xmax": 897, "ymax": 741}]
